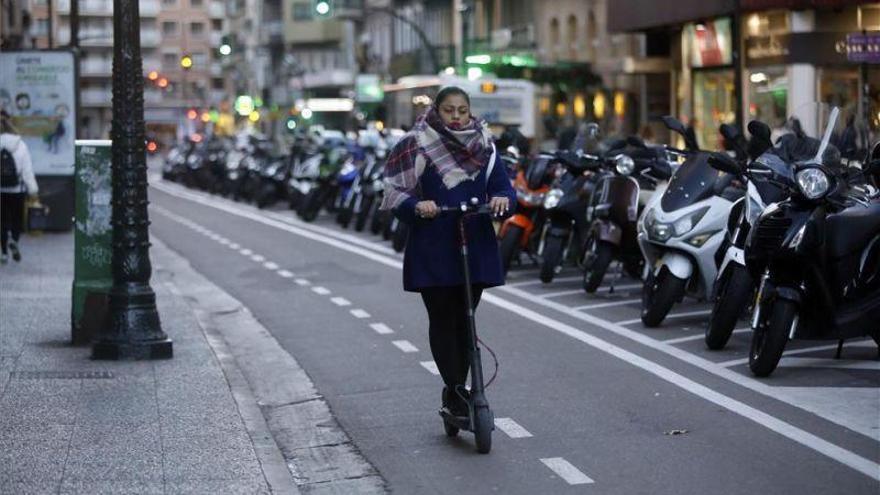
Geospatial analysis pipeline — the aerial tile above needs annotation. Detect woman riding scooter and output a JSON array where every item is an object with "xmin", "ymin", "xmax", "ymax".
[{"xmin": 380, "ymin": 86, "xmax": 515, "ymax": 453}]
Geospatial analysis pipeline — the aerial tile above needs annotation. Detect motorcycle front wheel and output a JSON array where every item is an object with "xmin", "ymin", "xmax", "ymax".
[
  {"xmin": 705, "ymin": 265, "xmax": 754, "ymax": 350},
  {"xmin": 540, "ymin": 235, "xmax": 565, "ymax": 283},
  {"xmin": 582, "ymin": 236, "xmax": 613, "ymax": 293},
  {"xmin": 299, "ymin": 189, "xmax": 323, "ymax": 222},
  {"xmin": 749, "ymin": 300, "xmax": 793, "ymax": 377},
  {"xmin": 355, "ymin": 195, "xmax": 374, "ymax": 232},
  {"xmin": 640, "ymin": 267, "xmax": 687, "ymax": 327}
]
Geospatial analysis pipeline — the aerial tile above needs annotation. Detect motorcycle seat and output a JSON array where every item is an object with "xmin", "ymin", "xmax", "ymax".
[{"xmin": 826, "ymin": 200, "xmax": 880, "ymax": 259}]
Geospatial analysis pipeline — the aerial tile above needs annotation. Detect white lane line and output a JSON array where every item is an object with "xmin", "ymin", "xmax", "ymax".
[
  {"xmin": 391, "ymin": 340, "xmax": 419, "ymax": 353},
  {"xmin": 494, "ymin": 418, "xmax": 533, "ymax": 439},
  {"xmin": 540, "ymin": 458, "xmax": 594, "ymax": 485},
  {"xmin": 154, "ymin": 178, "xmax": 880, "ymax": 480},
  {"xmin": 312, "ymin": 286, "xmax": 331, "ymax": 295},
  {"xmin": 218, "ymin": 238, "xmax": 230, "ymax": 246},
  {"xmin": 277, "ymin": 269, "xmax": 294, "ymax": 278},
  {"xmin": 508, "ymin": 275, "xmax": 582, "ymax": 287},
  {"xmin": 251, "ymin": 254, "xmax": 266, "ymax": 263},
  {"xmin": 350, "ymin": 309, "xmax": 371, "ymax": 319},
  {"xmin": 294, "ymin": 278, "xmax": 311, "ymax": 286},
  {"xmin": 228, "ymin": 242, "xmax": 240, "ymax": 250},
  {"xmin": 717, "ymin": 341, "xmax": 874, "ymax": 368},
  {"xmin": 263, "ymin": 261, "xmax": 279, "ymax": 270},
  {"xmin": 777, "ymin": 357, "xmax": 880, "ymax": 371},
  {"xmin": 239, "ymin": 248, "xmax": 253, "ymax": 256},
  {"xmin": 420, "ymin": 361, "xmax": 440, "ymax": 375},
  {"xmin": 663, "ymin": 327, "xmax": 751, "ymax": 345},
  {"xmin": 575, "ymin": 298, "xmax": 641, "ymax": 310},
  {"xmin": 330, "ymin": 297, "xmax": 351, "ymax": 307},
  {"xmin": 617, "ymin": 309, "xmax": 713, "ymax": 326},
  {"xmin": 370, "ymin": 323, "xmax": 394, "ymax": 335}
]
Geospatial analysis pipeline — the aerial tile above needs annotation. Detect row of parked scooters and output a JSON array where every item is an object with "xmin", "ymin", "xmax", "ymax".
[{"xmin": 162, "ymin": 105, "xmax": 880, "ymax": 377}]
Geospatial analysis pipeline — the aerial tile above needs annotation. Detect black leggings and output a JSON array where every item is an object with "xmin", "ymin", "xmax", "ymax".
[
  {"xmin": 420, "ymin": 286, "xmax": 483, "ymax": 389},
  {"xmin": 0, "ymin": 192, "xmax": 25, "ymax": 254}
]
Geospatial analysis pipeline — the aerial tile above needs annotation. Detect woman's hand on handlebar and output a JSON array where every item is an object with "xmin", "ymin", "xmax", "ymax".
[
  {"xmin": 415, "ymin": 200, "xmax": 439, "ymax": 219},
  {"xmin": 489, "ymin": 196, "xmax": 510, "ymax": 217}
]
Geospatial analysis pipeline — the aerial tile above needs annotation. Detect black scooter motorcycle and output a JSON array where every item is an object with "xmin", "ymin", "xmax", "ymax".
[{"xmin": 713, "ymin": 112, "xmax": 880, "ymax": 377}]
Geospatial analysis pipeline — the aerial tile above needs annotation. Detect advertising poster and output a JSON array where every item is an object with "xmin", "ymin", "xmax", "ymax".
[{"xmin": 0, "ymin": 51, "xmax": 77, "ymax": 176}]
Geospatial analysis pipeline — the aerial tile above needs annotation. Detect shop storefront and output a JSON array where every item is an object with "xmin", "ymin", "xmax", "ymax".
[{"xmin": 683, "ymin": 17, "xmax": 737, "ymax": 150}]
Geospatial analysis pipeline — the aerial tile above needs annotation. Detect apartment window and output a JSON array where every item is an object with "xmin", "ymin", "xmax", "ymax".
[
  {"xmin": 162, "ymin": 0, "xmax": 176, "ymax": 5},
  {"xmin": 190, "ymin": 0, "xmax": 203, "ymax": 6},
  {"xmin": 190, "ymin": 22, "xmax": 205, "ymax": 36},
  {"xmin": 162, "ymin": 21, "xmax": 178, "ymax": 35},
  {"xmin": 293, "ymin": 2, "xmax": 312, "ymax": 21},
  {"xmin": 192, "ymin": 53, "xmax": 207, "ymax": 66},
  {"xmin": 212, "ymin": 78, "xmax": 224, "ymax": 90},
  {"xmin": 33, "ymin": 19, "xmax": 50, "ymax": 36},
  {"xmin": 212, "ymin": 19, "xmax": 222, "ymax": 31},
  {"xmin": 162, "ymin": 53, "xmax": 178, "ymax": 67}
]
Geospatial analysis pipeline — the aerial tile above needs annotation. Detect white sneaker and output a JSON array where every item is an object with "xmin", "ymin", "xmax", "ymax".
[{"xmin": 9, "ymin": 241, "xmax": 20, "ymax": 262}]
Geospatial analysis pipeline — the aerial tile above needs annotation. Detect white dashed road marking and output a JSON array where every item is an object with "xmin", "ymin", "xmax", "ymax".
[
  {"xmin": 251, "ymin": 254, "xmax": 266, "ymax": 263},
  {"xmin": 277, "ymin": 270, "xmax": 294, "ymax": 278},
  {"xmin": 295, "ymin": 278, "xmax": 311, "ymax": 286},
  {"xmin": 229, "ymin": 243, "xmax": 240, "ymax": 249},
  {"xmin": 370, "ymin": 323, "xmax": 394, "ymax": 335},
  {"xmin": 312, "ymin": 286, "xmax": 331, "ymax": 295},
  {"xmin": 420, "ymin": 361, "xmax": 440, "ymax": 375},
  {"xmin": 494, "ymin": 418, "xmax": 533, "ymax": 439},
  {"xmin": 263, "ymin": 261, "xmax": 279, "ymax": 270},
  {"xmin": 540, "ymin": 457, "xmax": 594, "ymax": 485},
  {"xmin": 350, "ymin": 309, "xmax": 370, "ymax": 319},
  {"xmin": 330, "ymin": 297, "xmax": 351, "ymax": 307},
  {"xmin": 240, "ymin": 248, "xmax": 253, "ymax": 256},
  {"xmin": 391, "ymin": 340, "xmax": 419, "ymax": 353}
]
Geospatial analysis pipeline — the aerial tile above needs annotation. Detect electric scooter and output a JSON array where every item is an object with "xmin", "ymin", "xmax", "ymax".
[{"xmin": 438, "ymin": 198, "xmax": 496, "ymax": 454}]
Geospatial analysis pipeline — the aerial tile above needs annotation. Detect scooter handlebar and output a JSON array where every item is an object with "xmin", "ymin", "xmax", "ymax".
[{"xmin": 438, "ymin": 199, "xmax": 494, "ymax": 215}]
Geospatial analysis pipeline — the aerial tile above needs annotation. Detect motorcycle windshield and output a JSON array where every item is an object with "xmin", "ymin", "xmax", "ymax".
[{"xmin": 660, "ymin": 153, "xmax": 722, "ymax": 211}]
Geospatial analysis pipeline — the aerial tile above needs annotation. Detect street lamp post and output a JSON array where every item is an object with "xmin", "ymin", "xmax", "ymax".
[{"xmin": 92, "ymin": 0, "xmax": 173, "ymax": 360}]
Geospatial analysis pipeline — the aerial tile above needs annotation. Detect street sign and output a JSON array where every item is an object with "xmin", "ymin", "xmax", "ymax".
[{"xmin": 844, "ymin": 32, "xmax": 880, "ymax": 64}]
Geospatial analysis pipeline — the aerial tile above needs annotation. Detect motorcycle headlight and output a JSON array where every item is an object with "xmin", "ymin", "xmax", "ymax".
[
  {"xmin": 796, "ymin": 168, "xmax": 829, "ymax": 199},
  {"xmin": 650, "ymin": 222, "xmax": 673, "ymax": 242},
  {"xmin": 615, "ymin": 154, "xmax": 635, "ymax": 175},
  {"xmin": 686, "ymin": 230, "xmax": 719, "ymax": 247},
  {"xmin": 544, "ymin": 189, "xmax": 564, "ymax": 209},
  {"xmin": 672, "ymin": 207, "xmax": 709, "ymax": 237}
]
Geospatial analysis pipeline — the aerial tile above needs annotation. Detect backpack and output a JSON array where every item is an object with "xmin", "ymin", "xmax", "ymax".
[{"xmin": 0, "ymin": 147, "xmax": 20, "ymax": 189}]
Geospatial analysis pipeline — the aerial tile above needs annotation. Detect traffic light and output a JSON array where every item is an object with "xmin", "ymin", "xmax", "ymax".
[
  {"xmin": 180, "ymin": 54, "xmax": 193, "ymax": 70},
  {"xmin": 312, "ymin": 0, "xmax": 332, "ymax": 18},
  {"xmin": 219, "ymin": 35, "xmax": 232, "ymax": 56}
]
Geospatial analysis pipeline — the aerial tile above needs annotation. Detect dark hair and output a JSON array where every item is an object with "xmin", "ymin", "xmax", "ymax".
[{"xmin": 434, "ymin": 86, "xmax": 470, "ymax": 109}]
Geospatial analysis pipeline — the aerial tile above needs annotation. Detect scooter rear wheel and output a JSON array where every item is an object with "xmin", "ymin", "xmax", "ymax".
[
  {"xmin": 473, "ymin": 407, "xmax": 493, "ymax": 454},
  {"xmin": 582, "ymin": 238, "xmax": 613, "ymax": 293},
  {"xmin": 705, "ymin": 266, "xmax": 753, "ymax": 350}
]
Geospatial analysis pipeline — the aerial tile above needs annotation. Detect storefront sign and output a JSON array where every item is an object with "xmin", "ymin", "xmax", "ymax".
[
  {"xmin": 840, "ymin": 33, "xmax": 880, "ymax": 64},
  {"xmin": 0, "ymin": 51, "xmax": 77, "ymax": 176},
  {"xmin": 745, "ymin": 32, "xmax": 869, "ymax": 67}
]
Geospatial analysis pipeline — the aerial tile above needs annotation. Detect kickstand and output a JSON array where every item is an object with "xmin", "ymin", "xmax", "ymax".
[{"xmin": 835, "ymin": 339, "xmax": 845, "ymax": 360}]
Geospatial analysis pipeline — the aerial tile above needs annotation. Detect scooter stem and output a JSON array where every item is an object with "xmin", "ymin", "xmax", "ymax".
[{"xmin": 457, "ymin": 216, "xmax": 487, "ymax": 401}]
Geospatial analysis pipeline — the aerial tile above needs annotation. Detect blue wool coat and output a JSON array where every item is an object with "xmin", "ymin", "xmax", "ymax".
[{"xmin": 394, "ymin": 154, "xmax": 516, "ymax": 292}]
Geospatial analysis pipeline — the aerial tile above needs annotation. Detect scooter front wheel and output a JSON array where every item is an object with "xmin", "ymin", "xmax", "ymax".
[
  {"xmin": 540, "ymin": 235, "xmax": 565, "ymax": 283},
  {"xmin": 749, "ymin": 299, "xmax": 793, "ymax": 377},
  {"xmin": 473, "ymin": 407, "xmax": 493, "ymax": 454},
  {"xmin": 641, "ymin": 268, "xmax": 687, "ymax": 327},
  {"xmin": 706, "ymin": 266, "xmax": 754, "ymax": 350},
  {"xmin": 582, "ymin": 237, "xmax": 613, "ymax": 293}
]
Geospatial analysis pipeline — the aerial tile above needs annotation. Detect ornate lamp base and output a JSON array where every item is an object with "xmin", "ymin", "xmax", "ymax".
[
  {"xmin": 91, "ymin": 288, "xmax": 173, "ymax": 360},
  {"xmin": 92, "ymin": 339, "xmax": 173, "ymax": 360}
]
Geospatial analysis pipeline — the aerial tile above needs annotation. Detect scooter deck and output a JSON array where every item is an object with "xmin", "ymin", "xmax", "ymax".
[{"xmin": 439, "ymin": 409, "xmax": 473, "ymax": 432}]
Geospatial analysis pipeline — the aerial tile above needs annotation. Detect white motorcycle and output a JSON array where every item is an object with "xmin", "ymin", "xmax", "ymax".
[{"xmin": 637, "ymin": 116, "xmax": 742, "ymax": 327}]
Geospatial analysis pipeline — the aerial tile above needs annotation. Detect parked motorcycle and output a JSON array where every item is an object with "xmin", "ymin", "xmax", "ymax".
[
  {"xmin": 255, "ymin": 154, "xmax": 294, "ymax": 209},
  {"xmin": 498, "ymin": 152, "xmax": 557, "ymax": 274},
  {"xmin": 581, "ymin": 137, "xmax": 672, "ymax": 292},
  {"xmin": 726, "ymin": 108, "xmax": 880, "ymax": 376},
  {"xmin": 638, "ymin": 116, "xmax": 743, "ymax": 327},
  {"xmin": 298, "ymin": 136, "xmax": 348, "ymax": 222}
]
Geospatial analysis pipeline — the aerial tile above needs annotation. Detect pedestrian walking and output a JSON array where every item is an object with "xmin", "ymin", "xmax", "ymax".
[
  {"xmin": 1, "ymin": 111, "xmax": 40, "ymax": 264},
  {"xmin": 381, "ymin": 86, "xmax": 515, "ymax": 417}
]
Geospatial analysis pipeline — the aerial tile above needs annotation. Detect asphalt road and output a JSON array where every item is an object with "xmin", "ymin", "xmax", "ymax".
[{"xmin": 148, "ymin": 176, "xmax": 880, "ymax": 494}]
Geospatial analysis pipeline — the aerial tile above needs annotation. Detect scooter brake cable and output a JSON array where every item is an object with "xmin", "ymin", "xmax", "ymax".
[{"xmin": 478, "ymin": 336, "xmax": 499, "ymax": 388}]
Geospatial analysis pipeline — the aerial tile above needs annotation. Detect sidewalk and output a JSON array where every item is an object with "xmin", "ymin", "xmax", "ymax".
[{"xmin": 0, "ymin": 232, "xmax": 383, "ymax": 494}]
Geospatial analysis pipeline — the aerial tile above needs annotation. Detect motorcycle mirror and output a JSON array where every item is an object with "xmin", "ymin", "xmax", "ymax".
[
  {"xmin": 506, "ymin": 145, "xmax": 520, "ymax": 159},
  {"xmin": 707, "ymin": 152, "xmax": 742, "ymax": 176},
  {"xmin": 719, "ymin": 123, "xmax": 740, "ymax": 144},
  {"xmin": 747, "ymin": 120, "xmax": 771, "ymax": 143},
  {"xmin": 660, "ymin": 115, "xmax": 687, "ymax": 136}
]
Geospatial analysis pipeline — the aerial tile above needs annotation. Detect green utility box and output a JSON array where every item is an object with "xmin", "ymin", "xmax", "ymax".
[{"xmin": 71, "ymin": 140, "xmax": 113, "ymax": 345}]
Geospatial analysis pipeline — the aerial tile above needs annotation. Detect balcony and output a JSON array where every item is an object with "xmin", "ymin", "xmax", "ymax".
[
  {"xmin": 59, "ymin": 27, "xmax": 113, "ymax": 46},
  {"xmin": 57, "ymin": 0, "xmax": 112, "ymax": 16},
  {"xmin": 209, "ymin": 1, "xmax": 225, "ymax": 18},
  {"xmin": 140, "ymin": 0, "xmax": 159, "ymax": 16},
  {"xmin": 80, "ymin": 88, "xmax": 112, "ymax": 107},
  {"xmin": 262, "ymin": 20, "xmax": 283, "ymax": 45},
  {"xmin": 141, "ymin": 30, "xmax": 161, "ymax": 47},
  {"xmin": 491, "ymin": 24, "xmax": 535, "ymax": 50},
  {"xmin": 210, "ymin": 31, "xmax": 223, "ymax": 46}
]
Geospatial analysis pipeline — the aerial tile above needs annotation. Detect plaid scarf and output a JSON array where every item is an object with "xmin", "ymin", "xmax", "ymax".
[{"xmin": 380, "ymin": 108, "xmax": 494, "ymax": 210}]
